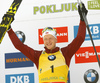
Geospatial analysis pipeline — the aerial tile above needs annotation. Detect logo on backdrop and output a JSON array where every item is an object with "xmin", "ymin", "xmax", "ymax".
[
  {"xmin": 38, "ymin": 26, "xmax": 68, "ymax": 44},
  {"xmin": 75, "ymin": 46, "xmax": 100, "ymax": 64},
  {"xmin": 15, "ymin": 31, "xmax": 25, "ymax": 43},
  {"xmin": 33, "ymin": 2, "xmax": 78, "ymax": 14},
  {"xmin": 5, "ymin": 73, "xmax": 34, "ymax": 83},
  {"xmin": 5, "ymin": 52, "xmax": 34, "ymax": 68},
  {"xmin": 84, "ymin": 69, "xmax": 99, "ymax": 83},
  {"xmin": 74, "ymin": 23, "xmax": 100, "ymax": 41},
  {"xmin": 88, "ymin": 0, "xmax": 100, "ymax": 10}
]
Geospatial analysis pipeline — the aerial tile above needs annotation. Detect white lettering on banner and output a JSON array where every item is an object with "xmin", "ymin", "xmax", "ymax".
[
  {"xmin": 10, "ymin": 75, "xmax": 29, "ymax": 83},
  {"xmin": 11, "ymin": 76, "xmax": 16, "ymax": 83},
  {"xmin": 91, "ymin": 4, "xmax": 100, "ymax": 8},
  {"xmin": 17, "ymin": 76, "xmax": 23, "ymax": 83},
  {"xmin": 86, "ymin": 26, "xmax": 99, "ymax": 35},
  {"xmin": 90, "ymin": 1, "xmax": 98, "ymax": 4},
  {"xmin": 56, "ymin": 33, "xmax": 67, "ymax": 36},
  {"xmin": 85, "ymin": 35, "xmax": 99, "ymax": 39},
  {"xmin": 24, "ymin": 75, "xmax": 30, "ymax": 83},
  {"xmin": 93, "ymin": 26, "xmax": 99, "ymax": 34},
  {"xmin": 40, "ymin": 33, "xmax": 67, "ymax": 38},
  {"xmin": 40, "ymin": 35, "xmax": 43, "ymax": 38},
  {"xmin": 88, "ymin": 1, "xmax": 100, "ymax": 9},
  {"xmin": 76, "ymin": 51, "xmax": 100, "ymax": 58},
  {"xmin": 33, "ymin": 3, "xmax": 78, "ymax": 14}
]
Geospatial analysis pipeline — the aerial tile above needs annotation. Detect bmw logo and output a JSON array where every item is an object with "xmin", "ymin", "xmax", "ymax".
[
  {"xmin": 15, "ymin": 31, "xmax": 25, "ymax": 43},
  {"xmin": 48, "ymin": 55, "xmax": 56, "ymax": 61},
  {"xmin": 84, "ymin": 69, "xmax": 99, "ymax": 83}
]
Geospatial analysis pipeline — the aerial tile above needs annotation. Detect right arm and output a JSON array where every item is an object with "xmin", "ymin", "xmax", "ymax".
[{"xmin": 7, "ymin": 28, "xmax": 42, "ymax": 66}]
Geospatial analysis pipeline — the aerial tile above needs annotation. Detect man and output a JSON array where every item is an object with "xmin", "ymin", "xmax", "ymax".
[{"xmin": 7, "ymin": 3, "xmax": 88, "ymax": 83}]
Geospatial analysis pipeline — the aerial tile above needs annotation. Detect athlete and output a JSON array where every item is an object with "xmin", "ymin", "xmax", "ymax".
[{"xmin": 6, "ymin": 3, "xmax": 88, "ymax": 83}]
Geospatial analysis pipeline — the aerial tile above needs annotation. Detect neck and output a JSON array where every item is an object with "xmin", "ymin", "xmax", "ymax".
[
  {"xmin": 50, "ymin": 46, "xmax": 56, "ymax": 51},
  {"xmin": 44, "ymin": 47, "xmax": 59, "ymax": 53}
]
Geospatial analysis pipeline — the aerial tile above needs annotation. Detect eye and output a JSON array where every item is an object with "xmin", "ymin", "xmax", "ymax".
[
  {"xmin": 49, "ymin": 37, "xmax": 53, "ymax": 40},
  {"xmin": 44, "ymin": 38, "xmax": 47, "ymax": 41}
]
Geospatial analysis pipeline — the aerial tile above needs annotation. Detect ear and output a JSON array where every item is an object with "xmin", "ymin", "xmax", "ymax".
[{"xmin": 55, "ymin": 38, "xmax": 57, "ymax": 43}]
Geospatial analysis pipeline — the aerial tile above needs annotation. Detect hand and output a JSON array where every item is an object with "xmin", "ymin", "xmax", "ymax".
[
  {"xmin": 2, "ymin": 13, "xmax": 14, "ymax": 25},
  {"xmin": 2, "ymin": 14, "xmax": 14, "ymax": 31},
  {"xmin": 7, "ymin": 25, "xmax": 11, "ymax": 31},
  {"xmin": 78, "ymin": 3, "xmax": 88, "ymax": 21}
]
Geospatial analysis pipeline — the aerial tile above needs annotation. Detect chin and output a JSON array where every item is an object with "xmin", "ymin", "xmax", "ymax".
[{"xmin": 47, "ymin": 47, "xmax": 52, "ymax": 50}]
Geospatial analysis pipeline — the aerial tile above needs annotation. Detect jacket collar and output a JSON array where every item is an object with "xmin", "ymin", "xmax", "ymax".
[{"xmin": 44, "ymin": 47, "xmax": 60, "ymax": 53}]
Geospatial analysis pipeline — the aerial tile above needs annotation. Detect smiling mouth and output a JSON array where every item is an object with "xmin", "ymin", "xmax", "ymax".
[{"xmin": 47, "ymin": 43, "xmax": 52, "ymax": 46}]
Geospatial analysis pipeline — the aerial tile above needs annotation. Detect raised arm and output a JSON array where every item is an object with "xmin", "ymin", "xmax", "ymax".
[
  {"xmin": 61, "ymin": 3, "xmax": 88, "ymax": 66},
  {"xmin": 64, "ymin": 20, "xmax": 86, "ymax": 56},
  {"xmin": 7, "ymin": 28, "xmax": 42, "ymax": 68}
]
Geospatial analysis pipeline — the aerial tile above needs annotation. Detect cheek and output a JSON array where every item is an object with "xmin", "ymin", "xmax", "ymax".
[
  {"xmin": 43, "ymin": 41, "xmax": 46, "ymax": 45},
  {"xmin": 43, "ymin": 40, "xmax": 48, "ymax": 46},
  {"xmin": 52, "ymin": 40, "xmax": 57, "ymax": 45},
  {"xmin": 53, "ymin": 39, "xmax": 57, "ymax": 43}
]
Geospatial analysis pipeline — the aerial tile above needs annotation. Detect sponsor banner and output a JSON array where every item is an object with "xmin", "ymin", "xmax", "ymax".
[
  {"xmin": 74, "ymin": 23, "xmax": 100, "ymax": 40},
  {"xmin": 75, "ymin": 46, "xmax": 100, "ymax": 64},
  {"xmin": 38, "ymin": 26, "xmax": 68, "ymax": 44},
  {"xmin": 5, "ymin": 73, "xmax": 34, "ymax": 83},
  {"xmin": 1, "ymin": 0, "xmax": 100, "ymax": 21},
  {"xmin": 88, "ymin": 0, "xmax": 100, "ymax": 10},
  {"xmin": 5, "ymin": 52, "xmax": 34, "ymax": 68}
]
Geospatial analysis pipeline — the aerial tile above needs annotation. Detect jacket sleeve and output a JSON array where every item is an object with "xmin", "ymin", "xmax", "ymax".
[
  {"xmin": 61, "ymin": 20, "xmax": 86, "ymax": 66},
  {"xmin": 7, "ymin": 28, "xmax": 42, "ymax": 66}
]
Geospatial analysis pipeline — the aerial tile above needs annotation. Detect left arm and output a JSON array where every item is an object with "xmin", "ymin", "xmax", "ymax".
[
  {"xmin": 61, "ymin": 3, "xmax": 88, "ymax": 66},
  {"xmin": 61, "ymin": 20, "xmax": 86, "ymax": 66}
]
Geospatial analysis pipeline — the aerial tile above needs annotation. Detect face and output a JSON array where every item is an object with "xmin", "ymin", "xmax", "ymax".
[{"xmin": 43, "ymin": 34, "xmax": 57, "ymax": 50}]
